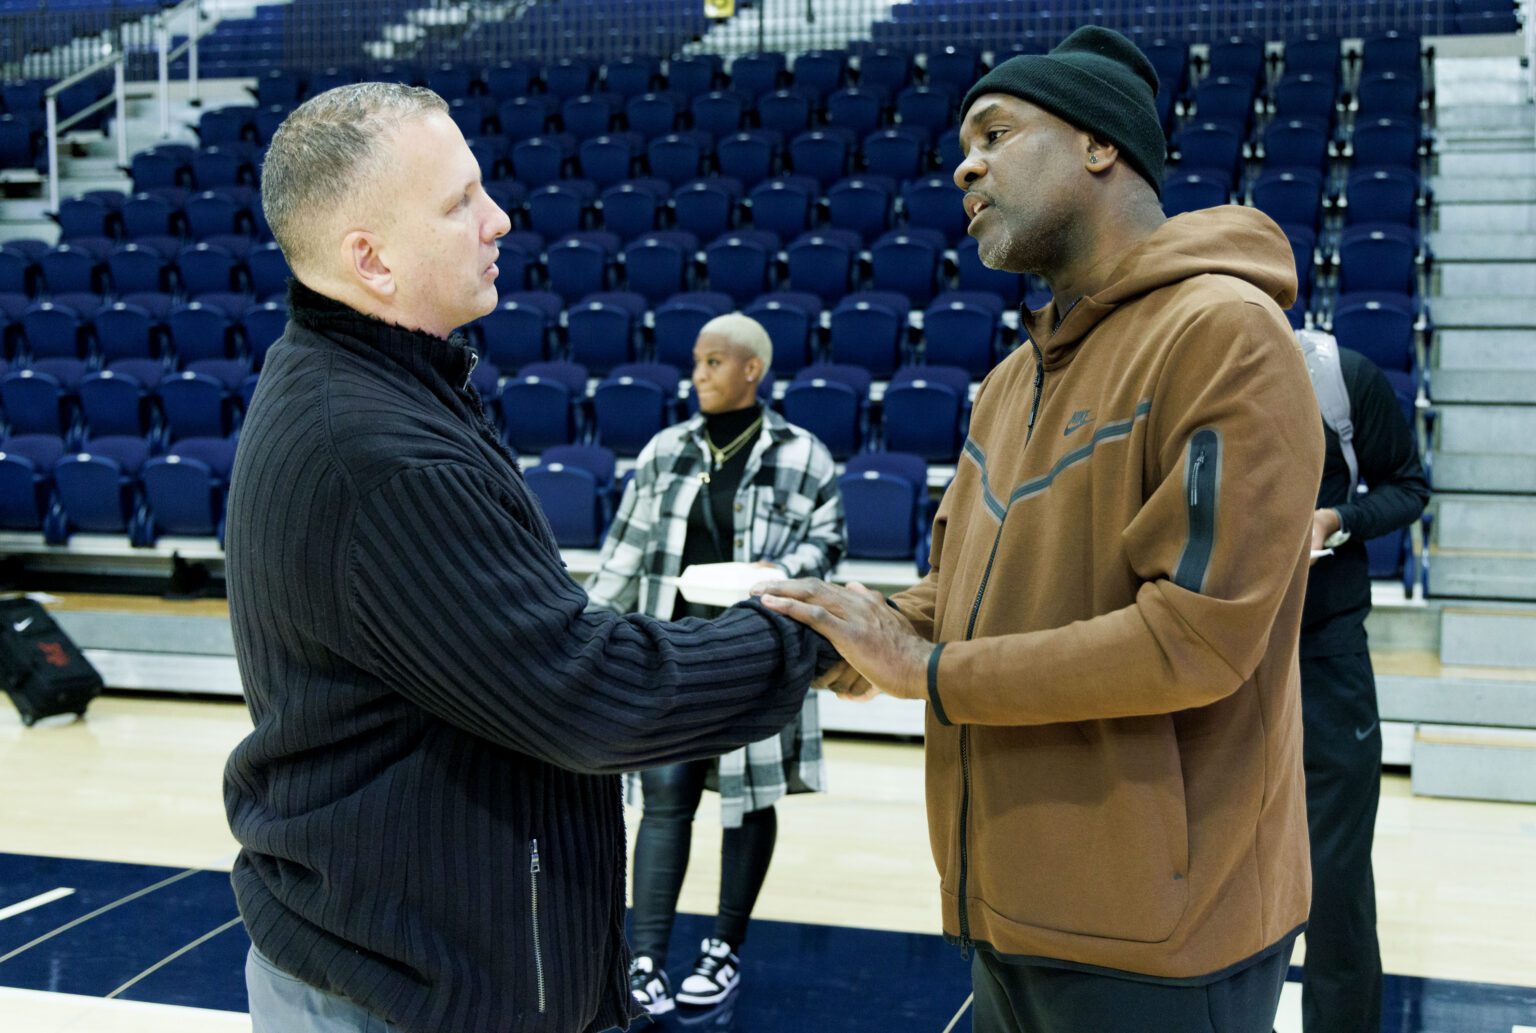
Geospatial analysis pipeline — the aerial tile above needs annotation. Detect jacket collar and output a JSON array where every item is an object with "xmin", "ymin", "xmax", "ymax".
[
  {"xmin": 682, "ymin": 403, "xmax": 795, "ymax": 446},
  {"xmin": 287, "ymin": 278, "xmax": 479, "ymax": 390}
]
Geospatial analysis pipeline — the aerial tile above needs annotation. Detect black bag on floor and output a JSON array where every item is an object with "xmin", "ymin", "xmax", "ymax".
[{"xmin": 0, "ymin": 598, "xmax": 102, "ymax": 726}]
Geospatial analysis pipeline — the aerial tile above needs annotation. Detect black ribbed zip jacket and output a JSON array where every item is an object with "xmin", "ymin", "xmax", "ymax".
[{"xmin": 223, "ymin": 281, "xmax": 827, "ymax": 1033}]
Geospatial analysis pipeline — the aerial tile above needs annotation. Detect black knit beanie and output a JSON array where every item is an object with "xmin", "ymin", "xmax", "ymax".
[{"xmin": 960, "ymin": 26, "xmax": 1166, "ymax": 196}]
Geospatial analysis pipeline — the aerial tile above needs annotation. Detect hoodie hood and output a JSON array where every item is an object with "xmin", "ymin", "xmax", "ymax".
[{"xmin": 1024, "ymin": 205, "xmax": 1299, "ymax": 367}]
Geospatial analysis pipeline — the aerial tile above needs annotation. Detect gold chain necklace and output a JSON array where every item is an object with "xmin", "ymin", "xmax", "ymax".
[{"xmin": 700, "ymin": 413, "xmax": 763, "ymax": 484}]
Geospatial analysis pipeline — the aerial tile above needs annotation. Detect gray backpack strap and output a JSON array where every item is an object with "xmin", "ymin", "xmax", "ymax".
[{"xmin": 1297, "ymin": 328, "xmax": 1358, "ymax": 495}]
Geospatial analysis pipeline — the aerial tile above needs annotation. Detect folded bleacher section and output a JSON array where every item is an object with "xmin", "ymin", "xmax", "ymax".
[{"xmin": 2, "ymin": 0, "xmax": 1515, "ymax": 575}]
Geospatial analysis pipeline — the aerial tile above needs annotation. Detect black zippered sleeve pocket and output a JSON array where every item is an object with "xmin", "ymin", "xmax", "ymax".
[{"xmin": 1174, "ymin": 428, "xmax": 1222, "ymax": 594}]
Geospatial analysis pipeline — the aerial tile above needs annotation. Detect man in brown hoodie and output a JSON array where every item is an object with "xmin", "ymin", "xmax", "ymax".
[{"xmin": 758, "ymin": 26, "xmax": 1323, "ymax": 1033}]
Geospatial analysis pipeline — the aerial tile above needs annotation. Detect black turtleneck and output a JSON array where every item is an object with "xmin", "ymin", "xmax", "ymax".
[{"xmin": 676, "ymin": 403, "xmax": 765, "ymax": 618}]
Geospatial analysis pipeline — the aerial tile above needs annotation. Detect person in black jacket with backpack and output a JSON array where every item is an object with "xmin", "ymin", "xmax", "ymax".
[
  {"xmin": 223, "ymin": 83, "xmax": 833, "ymax": 1033},
  {"xmin": 1299, "ymin": 340, "xmax": 1429, "ymax": 1033}
]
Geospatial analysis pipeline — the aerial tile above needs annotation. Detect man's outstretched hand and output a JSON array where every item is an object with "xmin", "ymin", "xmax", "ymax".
[{"xmin": 753, "ymin": 579, "xmax": 933, "ymax": 701}]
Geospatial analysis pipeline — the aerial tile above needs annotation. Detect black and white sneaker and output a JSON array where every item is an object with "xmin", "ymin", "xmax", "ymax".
[
  {"xmin": 674, "ymin": 938, "xmax": 741, "ymax": 1006},
  {"xmin": 629, "ymin": 955, "xmax": 675, "ymax": 1016}
]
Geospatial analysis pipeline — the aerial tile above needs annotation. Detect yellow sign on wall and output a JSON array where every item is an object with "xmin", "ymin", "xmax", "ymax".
[{"xmin": 705, "ymin": 0, "xmax": 735, "ymax": 19}]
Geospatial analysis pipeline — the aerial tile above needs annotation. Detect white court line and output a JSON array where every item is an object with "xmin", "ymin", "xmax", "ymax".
[
  {"xmin": 1511, "ymin": 1026, "xmax": 1536, "ymax": 1032},
  {"xmin": 107, "ymin": 915, "xmax": 244, "ymax": 1000},
  {"xmin": 0, "ymin": 888, "xmax": 74, "ymax": 922},
  {"xmin": 0, "ymin": 868, "xmax": 199, "ymax": 965},
  {"xmin": 940, "ymin": 993, "xmax": 973, "ymax": 1033},
  {"xmin": 0, "ymin": 985, "xmax": 250, "ymax": 1032}
]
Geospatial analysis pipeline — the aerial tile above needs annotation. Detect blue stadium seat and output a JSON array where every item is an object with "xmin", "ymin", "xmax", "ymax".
[
  {"xmin": 562, "ymin": 94, "xmax": 617, "ymax": 139},
  {"xmin": 1261, "ymin": 117, "xmax": 1331, "ymax": 173},
  {"xmin": 827, "ymin": 175, "xmax": 896, "ymax": 241},
  {"xmin": 622, "ymin": 231, "xmax": 697, "ymax": 305},
  {"xmin": 191, "ymin": 147, "xmax": 251, "ymax": 191},
  {"xmin": 646, "ymin": 131, "xmax": 709, "ymax": 186},
  {"xmin": 525, "ymin": 462, "xmax": 607, "ymax": 547},
  {"xmin": 895, "ymin": 85, "xmax": 956, "ymax": 140},
  {"xmin": 498, "ymin": 96, "xmax": 554, "ymax": 140},
  {"xmin": 955, "ymin": 235, "xmax": 1022, "ymax": 308},
  {"xmin": 599, "ymin": 178, "xmax": 668, "ymax": 240},
  {"xmin": 672, "ymin": 178, "xmax": 742, "ymax": 239},
  {"xmin": 1282, "ymin": 224, "xmax": 1319, "ymax": 326},
  {"xmin": 1251, "ymin": 168, "xmax": 1325, "ymax": 229},
  {"xmin": 923, "ymin": 291, "xmax": 1003, "ymax": 377},
  {"xmin": 1356, "ymin": 71, "xmax": 1422, "ymax": 119},
  {"xmin": 157, "ymin": 370, "xmax": 231, "ymax": 441},
  {"xmin": 689, "ymin": 91, "xmax": 746, "ymax": 138},
  {"xmin": 653, "ymin": 292, "xmax": 734, "ymax": 369},
  {"xmin": 826, "ymin": 87, "xmax": 887, "ymax": 137},
  {"xmin": 130, "ymin": 150, "xmax": 187, "ymax": 192},
  {"xmin": 859, "ymin": 49, "xmax": 913, "ymax": 95},
  {"xmin": 882, "ymin": 364, "xmax": 970, "ymax": 461},
  {"xmin": 1271, "ymin": 72, "xmax": 1339, "ymax": 124},
  {"xmin": 783, "ymin": 364, "xmax": 871, "ymax": 460},
  {"xmin": 241, "ymin": 302, "xmax": 286, "ymax": 370},
  {"xmin": 926, "ymin": 47, "xmax": 982, "ymax": 93},
  {"xmin": 839, "ymin": 451, "xmax": 927, "ymax": 560},
  {"xmin": 593, "ymin": 373, "xmax": 674, "ymax": 457},
  {"xmin": 749, "ymin": 175, "xmax": 818, "ymax": 239},
  {"xmin": 1172, "ymin": 122, "xmax": 1244, "ymax": 185},
  {"xmin": 567, "ymin": 291, "xmax": 646, "ymax": 375},
  {"xmin": 546, "ymin": 232, "xmax": 618, "ymax": 304},
  {"xmin": 54, "ymin": 436, "xmax": 151, "ymax": 539},
  {"xmin": 1208, "ymin": 37, "xmax": 1266, "ymax": 85},
  {"xmin": 1194, "ymin": 76, "xmax": 1257, "ymax": 128},
  {"xmin": 20, "ymin": 302, "xmax": 83, "ymax": 361},
  {"xmin": 606, "ymin": 56, "xmax": 661, "ymax": 99},
  {"xmin": 759, "ymin": 89, "xmax": 815, "ymax": 135},
  {"xmin": 0, "ymin": 370, "xmax": 73, "ymax": 438},
  {"xmin": 500, "ymin": 360, "xmax": 588, "ymax": 453},
  {"xmin": 793, "ymin": 50, "xmax": 849, "ymax": 100},
  {"xmin": 625, "ymin": 92, "xmax": 681, "ymax": 138},
  {"xmin": 785, "ymin": 229, "xmax": 860, "ymax": 304},
  {"xmin": 1337, "ymin": 225, "xmax": 1419, "ymax": 296},
  {"xmin": 512, "ymin": 135, "xmax": 574, "ymax": 189},
  {"xmin": 541, "ymin": 443, "xmax": 617, "ymax": 496},
  {"xmin": 92, "ymin": 302, "xmax": 158, "ymax": 366},
  {"xmin": 743, "ymin": 292, "xmax": 820, "ymax": 375},
  {"xmin": 705, "ymin": 230, "xmax": 779, "ymax": 306},
  {"xmin": 902, "ymin": 175, "xmax": 966, "ymax": 238},
  {"xmin": 0, "ymin": 434, "xmax": 65, "ymax": 531},
  {"xmin": 871, "ymin": 228, "xmax": 945, "ymax": 306},
  {"xmin": 0, "ymin": 245, "xmax": 33, "ymax": 296},
  {"xmin": 1163, "ymin": 171, "xmax": 1232, "ymax": 216},
  {"xmin": 860, "ymin": 127, "xmax": 927, "ymax": 182},
  {"xmin": 730, "ymin": 53, "xmax": 786, "ymax": 100},
  {"xmin": 246, "ymin": 242, "xmax": 290, "ymax": 302},
  {"xmin": 789, "ymin": 129, "xmax": 855, "ymax": 188},
  {"xmin": 1348, "ymin": 117, "xmax": 1421, "ymax": 171},
  {"xmin": 485, "ymin": 61, "xmax": 535, "ymax": 98},
  {"xmin": 477, "ymin": 295, "xmax": 554, "ymax": 371},
  {"xmin": 828, "ymin": 291, "xmax": 910, "ymax": 377},
  {"xmin": 106, "ymin": 245, "xmax": 170, "ymax": 296},
  {"xmin": 667, "ymin": 55, "xmax": 721, "ymax": 100},
  {"xmin": 176, "ymin": 243, "xmax": 244, "ymax": 297},
  {"xmin": 1344, "ymin": 167, "xmax": 1420, "ymax": 227},
  {"xmin": 1361, "ymin": 31, "xmax": 1423, "ymax": 78},
  {"xmin": 142, "ymin": 436, "xmax": 237, "ymax": 541},
  {"xmin": 527, "ymin": 179, "xmax": 597, "ymax": 238},
  {"xmin": 122, "ymin": 192, "xmax": 182, "ymax": 239},
  {"xmin": 56, "ymin": 195, "xmax": 115, "ymax": 241},
  {"xmin": 1283, "ymin": 35, "xmax": 1341, "ymax": 79},
  {"xmin": 716, "ymin": 130, "xmax": 782, "ymax": 189},
  {"xmin": 1330, "ymin": 294, "xmax": 1416, "ymax": 372},
  {"xmin": 39, "ymin": 246, "xmax": 98, "ymax": 296},
  {"xmin": 544, "ymin": 58, "xmax": 598, "ymax": 100},
  {"xmin": 185, "ymin": 191, "xmax": 248, "ymax": 239},
  {"xmin": 427, "ymin": 63, "xmax": 477, "ymax": 100}
]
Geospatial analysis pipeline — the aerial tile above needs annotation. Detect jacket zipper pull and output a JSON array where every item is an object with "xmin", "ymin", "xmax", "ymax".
[
  {"xmin": 529, "ymin": 839, "xmax": 541, "ymax": 874},
  {"xmin": 1190, "ymin": 451, "xmax": 1206, "ymax": 507}
]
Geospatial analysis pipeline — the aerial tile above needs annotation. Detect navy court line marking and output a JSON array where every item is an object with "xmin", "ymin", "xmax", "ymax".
[
  {"xmin": 0, "ymin": 868, "xmax": 200, "ymax": 965},
  {"xmin": 106, "ymin": 915, "xmax": 245, "ymax": 1000}
]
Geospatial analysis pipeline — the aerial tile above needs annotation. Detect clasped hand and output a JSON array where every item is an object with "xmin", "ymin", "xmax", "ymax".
[{"xmin": 750, "ymin": 579, "xmax": 933, "ymax": 704}]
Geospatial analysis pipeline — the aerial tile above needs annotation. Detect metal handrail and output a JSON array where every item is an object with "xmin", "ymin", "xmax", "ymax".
[
  {"xmin": 44, "ymin": 50, "xmax": 128, "ymax": 213},
  {"xmin": 41, "ymin": 0, "xmax": 212, "ymax": 213}
]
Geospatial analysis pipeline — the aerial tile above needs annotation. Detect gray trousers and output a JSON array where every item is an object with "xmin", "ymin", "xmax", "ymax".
[{"xmin": 246, "ymin": 946, "xmax": 400, "ymax": 1033}]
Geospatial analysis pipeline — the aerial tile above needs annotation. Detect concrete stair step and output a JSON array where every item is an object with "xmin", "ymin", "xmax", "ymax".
[
  {"xmin": 1428, "ymin": 232, "xmax": 1536, "ymax": 261},
  {"xmin": 1432, "ymin": 495, "xmax": 1536, "ymax": 552},
  {"xmin": 1430, "ymin": 176, "xmax": 1536, "ymax": 203},
  {"xmin": 1435, "ymin": 81, "xmax": 1530, "ymax": 106},
  {"xmin": 1430, "ymin": 370, "xmax": 1536, "ymax": 403},
  {"xmin": 1430, "ymin": 297, "xmax": 1536, "ymax": 328},
  {"xmin": 1433, "ymin": 56, "xmax": 1527, "ymax": 84},
  {"xmin": 1435, "ymin": 202, "xmax": 1536, "ymax": 233},
  {"xmin": 1428, "ymin": 548, "xmax": 1536, "ymax": 600},
  {"xmin": 1436, "ymin": 103, "xmax": 1536, "ymax": 132},
  {"xmin": 1434, "ymin": 330, "xmax": 1536, "ymax": 370},
  {"xmin": 1429, "ymin": 453, "xmax": 1536, "ymax": 493},
  {"xmin": 1435, "ymin": 405, "xmax": 1536, "ymax": 454},
  {"xmin": 1441, "ymin": 604, "xmax": 1536, "ymax": 668},
  {"xmin": 1436, "ymin": 151, "xmax": 1536, "ymax": 178},
  {"xmin": 1411, "ymin": 725, "xmax": 1536, "ymax": 803},
  {"xmin": 1376, "ymin": 649, "xmax": 1536, "ymax": 724},
  {"xmin": 1437, "ymin": 262, "xmax": 1536, "ymax": 295}
]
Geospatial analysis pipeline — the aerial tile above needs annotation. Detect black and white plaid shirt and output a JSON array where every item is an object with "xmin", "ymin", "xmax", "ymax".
[{"xmin": 586, "ymin": 407, "xmax": 845, "ymax": 824}]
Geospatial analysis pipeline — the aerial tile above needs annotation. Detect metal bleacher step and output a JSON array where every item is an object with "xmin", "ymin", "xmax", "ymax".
[
  {"xmin": 1428, "ymin": 232, "xmax": 1536, "ymax": 261},
  {"xmin": 1431, "ymin": 176, "xmax": 1536, "ymax": 204},
  {"xmin": 1436, "ymin": 261, "xmax": 1536, "ymax": 296},
  {"xmin": 1428, "ymin": 404, "xmax": 1536, "ymax": 495},
  {"xmin": 1440, "ymin": 603, "xmax": 1536, "ymax": 668},
  {"xmin": 1435, "ymin": 103, "xmax": 1536, "ymax": 134},
  {"xmin": 1435, "ymin": 150, "xmax": 1536, "ymax": 179},
  {"xmin": 1432, "ymin": 331, "xmax": 1536, "ymax": 405},
  {"xmin": 1432, "ymin": 495, "xmax": 1536, "ymax": 553},
  {"xmin": 1435, "ymin": 201, "xmax": 1536, "ymax": 233}
]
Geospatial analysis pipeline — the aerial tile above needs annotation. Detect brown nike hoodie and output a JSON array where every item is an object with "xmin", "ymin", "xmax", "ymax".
[{"xmin": 892, "ymin": 205, "xmax": 1323, "ymax": 981}]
